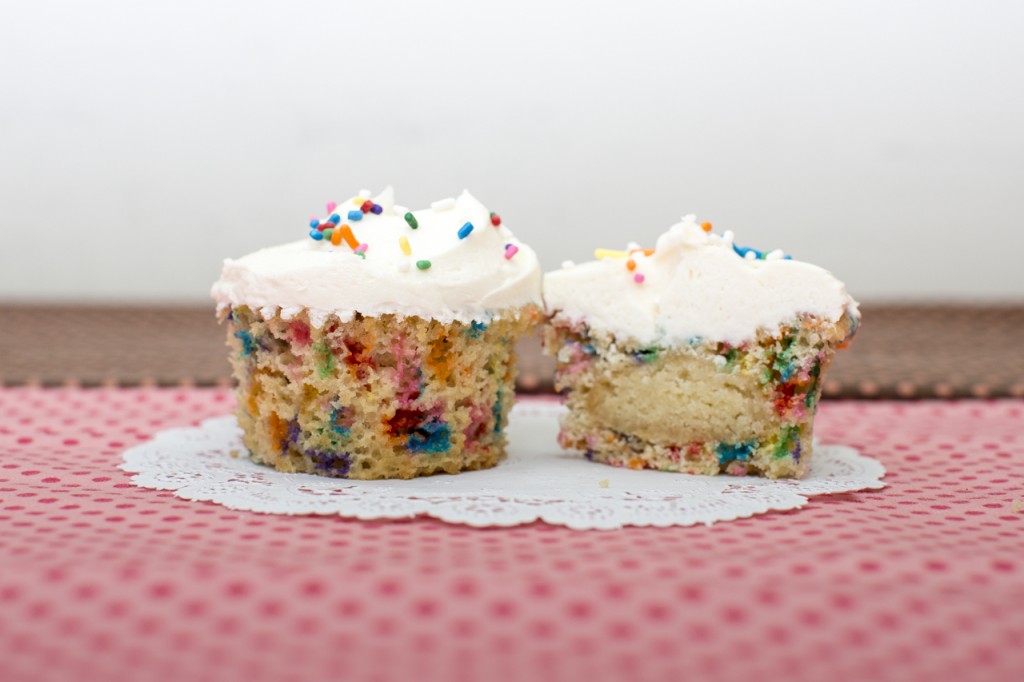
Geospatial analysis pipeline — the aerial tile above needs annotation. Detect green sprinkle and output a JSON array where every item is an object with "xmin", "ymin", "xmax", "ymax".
[
  {"xmin": 416, "ymin": 260, "xmax": 431, "ymax": 270},
  {"xmin": 404, "ymin": 212, "xmax": 418, "ymax": 229},
  {"xmin": 322, "ymin": 227, "xmax": 334, "ymax": 240},
  {"xmin": 314, "ymin": 341, "xmax": 335, "ymax": 379}
]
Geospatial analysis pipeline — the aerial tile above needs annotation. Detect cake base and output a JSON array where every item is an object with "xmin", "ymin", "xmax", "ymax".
[
  {"xmin": 543, "ymin": 314, "xmax": 856, "ymax": 479},
  {"xmin": 224, "ymin": 306, "xmax": 537, "ymax": 479}
]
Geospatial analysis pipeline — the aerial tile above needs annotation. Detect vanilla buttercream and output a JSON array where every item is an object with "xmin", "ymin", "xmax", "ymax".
[
  {"xmin": 212, "ymin": 188, "xmax": 542, "ymax": 326},
  {"xmin": 543, "ymin": 215, "xmax": 858, "ymax": 346}
]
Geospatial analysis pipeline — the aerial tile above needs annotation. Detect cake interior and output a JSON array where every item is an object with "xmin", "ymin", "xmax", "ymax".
[
  {"xmin": 224, "ymin": 306, "xmax": 537, "ymax": 480},
  {"xmin": 542, "ymin": 313, "xmax": 856, "ymax": 478}
]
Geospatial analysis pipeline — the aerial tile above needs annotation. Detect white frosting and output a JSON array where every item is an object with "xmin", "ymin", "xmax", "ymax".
[
  {"xmin": 212, "ymin": 188, "xmax": 542, "ymax": 325},
  {"xmin": 543, "ymin": 215, "xmax": 859, "ymax": 345}
]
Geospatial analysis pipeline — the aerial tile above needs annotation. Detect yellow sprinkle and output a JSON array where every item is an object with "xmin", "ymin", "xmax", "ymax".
[
  {"xmin": 399, "ymin": 235, "xmax": 411, "ymax": 256},
  {"xmin": 594, "ymin": 249, "xmax": 628, "ymax": 259},
  {"xmin": 352, "ymin": 198, "xmax": 363, "ymax": 206}
]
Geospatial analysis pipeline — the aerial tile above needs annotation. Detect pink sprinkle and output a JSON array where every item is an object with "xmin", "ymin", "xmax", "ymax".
[
  {"xmin": 634, "ymin": 273, "xmax": 645, "ymax": 284},
  {"xmin": 326, "ymin": 201, "xmax": 337, "ymax": 213},
  {"xmin": 504, "ymin": 244, "xmax": 519, "ymax": 260},
  {"xmin": 355, "ymin": 243, "xmax": 368, "ymax": 253}
]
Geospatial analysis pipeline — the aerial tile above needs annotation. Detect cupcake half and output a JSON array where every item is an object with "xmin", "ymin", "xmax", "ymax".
[
  {"xmin": 211, "ymin": 188, "xmax": 542, "ymax": 479},
  {"xmin": 542, "ymin": 216, "xmax": 859, "ymax": 479}
]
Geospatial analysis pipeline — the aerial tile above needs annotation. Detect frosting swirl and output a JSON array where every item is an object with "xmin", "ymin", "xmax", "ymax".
[{"xmin": 212, "ymin": 188, "xmax": 542, "ymax": 326}]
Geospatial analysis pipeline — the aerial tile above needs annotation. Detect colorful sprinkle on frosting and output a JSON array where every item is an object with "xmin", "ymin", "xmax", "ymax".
[
  {"xmin": 457, "ymin": 222, "xmax": 474, "ymax": 240},
  {"xmin": 399, "ymin": 235, "xmax": 411, "ymax": 256},
  {"xmin": 490, "ymin": 212, "xmax": 501, "ymax": 227},
  {"xmin": 416, "ymin": 260, "xmax": 432, "ymax": 270},
  {"xmin": 404, "ymin": 212, "xmax": 418, "ymax": 229},
  {"xmin": 504, "ymin": 244, "xmax": 519, "ymax": 260},
  {"xmin": 336, "ymin": 224, "xmax": 359, "ymax": 250},
  {"xmin": 348, "ymin": 210, "xmax": 363, "ymax": 222}
]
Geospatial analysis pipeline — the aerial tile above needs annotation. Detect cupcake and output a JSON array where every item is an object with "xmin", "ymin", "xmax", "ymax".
[
  {"xmin": 211, "ymin": 188, "xmax": 542, "ymax": 479},
  {"xmin": 542, "ymin": 216, "xmax": 859, "ymax": 478}
]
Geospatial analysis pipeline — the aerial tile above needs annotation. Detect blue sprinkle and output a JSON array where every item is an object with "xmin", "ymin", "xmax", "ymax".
[
  {"xmin": 328, "ymin": 214, "xmax": 341, "ymax": 224},
  {"xmin": 458, "ymin": 222, "xmax": 474, "ymax": 239},
  {"xmin": 732, "ymin": 244, "xmax": 763, "ymax": 259},
  {"xmin": 308, "ymin": 219, "xmax": 319, "ymax": 228},
  {"xmin": 309, "ymin": 229, "xmax": 323, "ymax": 241},
  {"xmin": 348, "ymin": 210, "xmax": 363, "ymax": 221},
  {"xmin": 492, "ymin": 391, "xmax": 504, "ymax": 433},
  {"xmin": 234, "ymin": 330, "xmax": 257, "ymax": 356},
  {"xmin": 783, "ymin": 255, "xmax": 793, "ymax": 260},
  {"xmin": 715, "ymin": 441, "xmax": 757, "ymax": 465},
  {"xmin": 407, "ymin": 417, "xmax": 451, "ymax": 454},
  {"xmin": 370, "ymin": 204, "xmax": 383, "ymax": 215}
]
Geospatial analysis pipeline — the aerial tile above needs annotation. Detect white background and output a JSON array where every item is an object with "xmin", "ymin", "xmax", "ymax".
[{"xmin": 1, "ymin": 0, "xmax": 1022, "ymax": 303}]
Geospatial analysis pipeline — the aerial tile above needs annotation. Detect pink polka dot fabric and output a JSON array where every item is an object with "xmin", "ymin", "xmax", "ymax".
[{"xmin": 1, "ymin": 389, "xmax": 1022, "ymax": 682}]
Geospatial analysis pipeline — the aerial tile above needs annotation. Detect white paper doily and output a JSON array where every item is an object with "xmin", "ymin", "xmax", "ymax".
[{"xmin": 120, "ymin": 402, "xmax": 886, "ymax": 530}]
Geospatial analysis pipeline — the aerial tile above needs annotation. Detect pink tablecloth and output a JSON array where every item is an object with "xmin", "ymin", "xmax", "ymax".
[{"xmin": 1, "ymin": 389, "xmax": 1022, "ymax": 682}]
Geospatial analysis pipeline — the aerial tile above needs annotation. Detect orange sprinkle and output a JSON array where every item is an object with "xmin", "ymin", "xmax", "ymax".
[
  {"xmin": 330, "ymin": 229, "xmax": 343, "ymax": 246},
  {"xmin": 337, "ymin": 224, "xmax": 359, "ymax": 250},
  {"xmin": 701, "ymin": 222, "xmax": 713, "ymax": 232},
  {"xmin": 626, "ymin": 259, "xmax": 636, "ymax": 271}
]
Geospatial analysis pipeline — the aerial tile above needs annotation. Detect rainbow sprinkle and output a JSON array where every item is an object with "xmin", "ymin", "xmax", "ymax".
[
  {"xmin": 336, "ymin": 224, "xmax": 359, "ymax": 249},
  {"xmin": 328, "ymin": 214, "xmax": 341, "ymax": 224},
  {"xmin": 416, "ymin": 260, "xmax": 432, "ymax": 270},
  {"xmin": 360, "ymin": 200, "xmax": 374, "ymax": 214},
  {"xmin": 404, "ymin": 212, "xmax": 418, "ymax": 229},
  {"xmin": 701, "ymin": 221, "xmax": 713, "ymax": 233},
  {"xmin": 326, "ymin": 201, "xmax": 337, "ymax": 214},
  {"xmin": 354, "ymin": 243, "xmax": 368, "ymax": 254},
  {"xmin": 504, "ymin": 244, "xmax": 519, "ymax": 260},
  {"xmin": 309, "ymin": 229, "xmax": 323, "ymax": 241},
  {"xmin": 370, "ymin": 204, "xmax": 383, "ymax": 215},
  {"xmin": 348, "ymin": 210, "xmax": 363, "ymax": 222},
  {"xmin": 634, "ymin": 273, "xmax": 645, "ymax": 284},
  {"xmin": 308, "ymin": 217, "xmax": 319, "ymax": 228},
  {"xmin": 399, "ymin": 236, "xmax": 411, "ymax": 256},
  {"xmin": 457, "ymin": 222, "xmax": 474, "ymax": 240},
  {"xmin": 490, "ymin": 212, "xmax": 501, "ymax": 227}
]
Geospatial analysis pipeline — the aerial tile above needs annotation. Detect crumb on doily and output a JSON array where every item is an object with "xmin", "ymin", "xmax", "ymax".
[
  {"xmin": 230, "ymin": 449, "xmax": 240, "ymax": 458},
  {"xmin": 1012, "ymin": 498, "xmax": 1023, "ymax": 513},
  {"xmin": 598, "ymin": 479, "xmax": 609, "ymax": 489}
]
